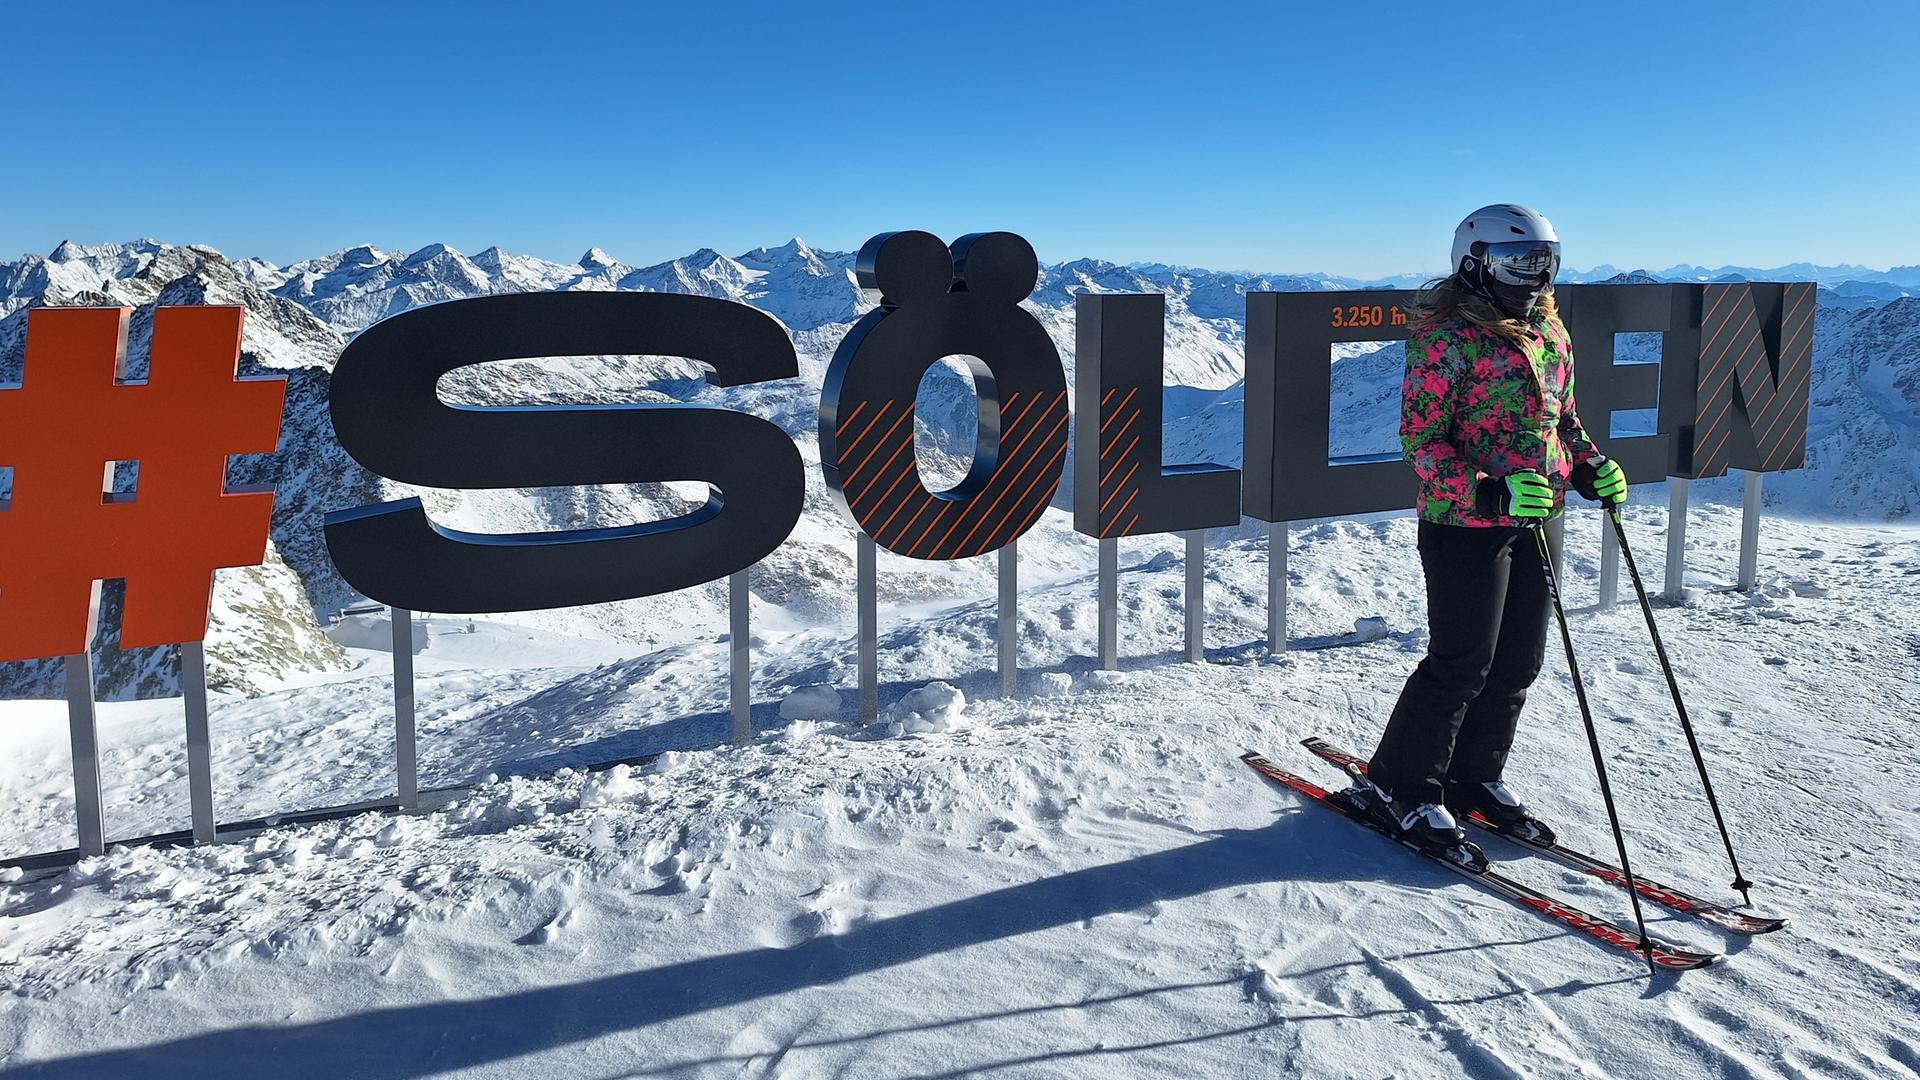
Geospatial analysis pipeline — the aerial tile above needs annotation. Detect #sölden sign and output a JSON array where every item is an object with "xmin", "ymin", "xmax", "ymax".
[{"xmin": 321, "ymin": 229, "xmax": 1812, "ymax": 615}]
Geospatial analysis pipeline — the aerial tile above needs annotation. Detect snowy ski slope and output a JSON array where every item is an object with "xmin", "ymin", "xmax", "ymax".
[{"xmin": 2, "ymin": 500, "xmax": 1915, "ymax": 1078}]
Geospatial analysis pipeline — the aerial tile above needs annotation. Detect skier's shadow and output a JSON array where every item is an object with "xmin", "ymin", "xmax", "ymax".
[{"xmin": 20, "ymin": 810, "xmax": 1674, "ymax": 1079}]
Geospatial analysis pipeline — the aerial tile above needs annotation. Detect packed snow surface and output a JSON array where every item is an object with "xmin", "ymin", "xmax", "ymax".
[{"xmin": 3, "ymin": 501, "xmax": 1917, "ymax": 1079}]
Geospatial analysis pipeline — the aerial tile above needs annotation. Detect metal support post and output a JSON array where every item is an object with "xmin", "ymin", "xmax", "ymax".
[
  {"xmin": 1268, "ymin": 522, "xmax": 1287, "ymax": 654},
  {"xmin": 391, "ymin": 607, "xmax": 417, "ymax": 810},
  {"xmin": 858, "ymin": 534, "xmax": 878, "ymax": 723},
  {"xmin": 1738, "ymin": 471, "xmax": 1764, "ymax": 591},
  {"xmin": 997, "ymin": 541, "xmax": 1017, "ymax": 696},
  {"xmin": 730, "ymin": 570, "xmax": 751, "ymax": 744},
  {"xmin": 1185, "ymin": 530, "xmax": 1206, "ymax": 662},
  {"xmin": 1598, "ymin": 512, "xmax": 1620, "ymax": 611},
  {"xmin": 1664, "ymin": 478, "xmax": 1689, "ymax": 601},
  {"xmin": 65, "ymin": 652, "xmax": 106, "ymax": 857},
  {"xmin": 1098, "ymin": 537, "xmax": 1118, "ymax": 670},
  {"xmin": 181, "ymin": 641, "xmax": 217, "ymax": 843}
]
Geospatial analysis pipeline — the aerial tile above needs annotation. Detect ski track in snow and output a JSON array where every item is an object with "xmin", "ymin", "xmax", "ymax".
[{"xmin": 1, "ymin": 502, "xmax": 1917, "ymax": 1078}]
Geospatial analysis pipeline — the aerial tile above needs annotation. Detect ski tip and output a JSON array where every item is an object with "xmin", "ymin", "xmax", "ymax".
[
  {"xmin": 1652, "ymin": 951, "xmax": 1722, "ymax": 973},
  {"xmin": 1666, "ymin": 953, "xmax": 1728, "ymax": 972},
  {"xmin": 1701, "ymin": 910, "xmax": 1790, "ymax": 935}
]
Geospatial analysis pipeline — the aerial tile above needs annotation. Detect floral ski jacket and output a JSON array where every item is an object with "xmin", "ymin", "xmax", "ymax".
[{"xmin": 1401, "ymin": 310, "xmax": 1599, "ymax": 528}]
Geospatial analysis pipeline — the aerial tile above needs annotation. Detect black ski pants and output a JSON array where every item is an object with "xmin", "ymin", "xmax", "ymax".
[{"xmin": 1369, "ymin": 519, "xmax": 1560, "ymax": 806}]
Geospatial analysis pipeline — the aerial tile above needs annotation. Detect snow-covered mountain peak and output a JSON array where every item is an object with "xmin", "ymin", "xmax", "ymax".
[
  {"xmin": 401, "ymin": 242, "xmax": 458, "ymax": 266},
  {"xmin": 331, "ymin": 244, "xmax": 389, "ymax": 268},
  {"xmin": 471, "ymin": 246, "xmax": 511, "ymax": 271},
  {"xmin": 617, "ymin": 248, "xmax": 758, "ymax": 301},
  {"xmin": 45, "ymin": 238, "xmax": 164, "ymax": 264},
  {"xmin": 1037, "ymin": 258, "xmax": 1154, "ymax": 304},
  {"xmin": 742, "ymin": 236, "xmax": 822, "ymax": 263},
  {"xmin": 1053, "ymin": 255, "xmax": 1127, "ymax": 277}
]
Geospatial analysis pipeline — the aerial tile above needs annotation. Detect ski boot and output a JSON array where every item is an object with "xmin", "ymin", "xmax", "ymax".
[
  {"xmin": 1446, "ymin": 779, "xmax": 1557, "ymax": 846},
  {"xmin": 1346, "ymin": 772, "xmax": 1489, "ymax": 873}
]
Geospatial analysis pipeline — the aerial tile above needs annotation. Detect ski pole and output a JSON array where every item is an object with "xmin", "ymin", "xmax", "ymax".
[
  {"xmin": 1607, "ymin": 505, "xmax": 1755, "ymax": 905},
  {"xmin": 1533, "ymin": 524, "xmax": 1658, "ymax": 976}
]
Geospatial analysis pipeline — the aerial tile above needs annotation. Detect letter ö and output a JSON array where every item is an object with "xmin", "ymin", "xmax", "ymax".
[{"xmin": 819, "ymin": 231, "xmax": 1070, "ymax": 559}]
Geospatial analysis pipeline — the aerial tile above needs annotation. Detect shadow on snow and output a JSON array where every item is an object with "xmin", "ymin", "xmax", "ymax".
[{"xmin": 23, "ymin": 808, "xmax": 1664, "ymax": 1079}]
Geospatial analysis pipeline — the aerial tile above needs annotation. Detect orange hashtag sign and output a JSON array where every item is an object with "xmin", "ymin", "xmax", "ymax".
[{"xmin": 0, "ymin": 306, "xmax": 286, "ymax": 663}]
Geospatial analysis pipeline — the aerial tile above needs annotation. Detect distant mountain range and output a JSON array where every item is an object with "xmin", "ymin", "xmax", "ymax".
[
  {"xmin": 1, "ymin": 238, "xmax": 1914, "ymax": 700},
  {"xmin": 13, "ymin": 239, "xmax": 1916, "ymax": 336}
]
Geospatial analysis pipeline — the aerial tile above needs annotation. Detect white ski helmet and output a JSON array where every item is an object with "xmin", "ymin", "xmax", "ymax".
[
  {"xmin": 1450, "ymin": 204, "xmax": 1561, "ymax": 317},
  {"xmin": 1450, "ymin": 204, "xmax": 1559, "ymax": 273}
]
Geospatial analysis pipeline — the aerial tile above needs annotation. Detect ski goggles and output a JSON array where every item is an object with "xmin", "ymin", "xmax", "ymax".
[{"xmin": 1476, "ymin": 240, "xmax": 1561, "ymax": 286}]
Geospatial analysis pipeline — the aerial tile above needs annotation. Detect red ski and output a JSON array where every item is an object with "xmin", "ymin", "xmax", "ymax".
[
  {"xmin": 1299, "ymin": 737, "xmax": 1787, "ymax": 936},
  {"xmin": 1241, "ymin": 750, "xmax": 1719, "ymax": 972}
]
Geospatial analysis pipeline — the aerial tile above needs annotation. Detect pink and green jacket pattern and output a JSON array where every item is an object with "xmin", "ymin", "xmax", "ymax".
[{"xmin": 1401, "ymin": 310, "xmax": 1599, "ymax": 528}]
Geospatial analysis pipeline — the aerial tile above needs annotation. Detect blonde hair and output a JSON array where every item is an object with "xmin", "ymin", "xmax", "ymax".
[{"xmin": 1412, "ymin": 276, "xmax": 1557, "ymax": 348}]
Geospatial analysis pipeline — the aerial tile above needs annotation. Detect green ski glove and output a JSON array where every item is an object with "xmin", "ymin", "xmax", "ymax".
[
  {"xmin": 1570, "ymin": 455, "xmax": 1628, "ymax": 506},
  {"xmin": 1476, "ymin": 471, "xmax": 1555, "ymax": 519}
]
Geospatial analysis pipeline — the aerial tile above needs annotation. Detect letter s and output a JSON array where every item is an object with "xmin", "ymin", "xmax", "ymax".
[{"xmin": 322, "ymin": 292, "xmax": 803, "ymax": 613}]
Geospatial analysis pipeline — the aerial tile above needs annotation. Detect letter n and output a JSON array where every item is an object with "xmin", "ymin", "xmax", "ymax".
[{"xmin": 1678, "ymin": 282, "xmax": 1814, "ymax": 478}]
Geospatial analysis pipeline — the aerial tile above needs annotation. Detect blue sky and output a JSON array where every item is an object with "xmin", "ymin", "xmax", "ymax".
[{"xmin": 2, "ymin": 1, "xmax": 1913, "ymax": 276}]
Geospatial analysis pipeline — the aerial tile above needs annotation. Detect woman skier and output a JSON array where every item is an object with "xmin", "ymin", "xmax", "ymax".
[{"xmin": 1356, "ymin": 204, "xmax": 1628, "ymax": 869}]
